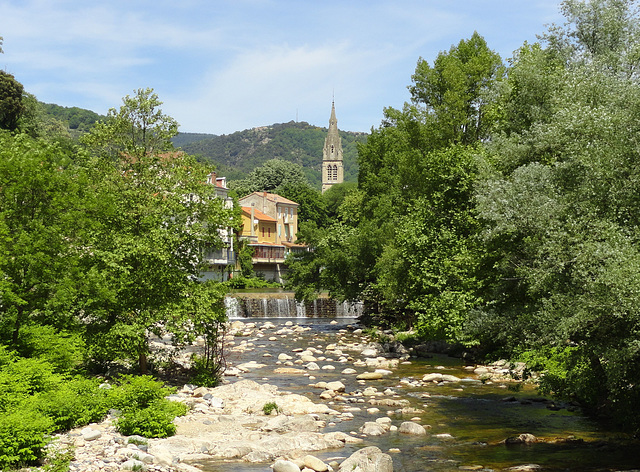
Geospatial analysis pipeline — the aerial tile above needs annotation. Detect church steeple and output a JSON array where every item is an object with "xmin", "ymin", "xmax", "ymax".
[{"xmin": 322, "ymin": 100, "xmax": 344, "ymax": 193}]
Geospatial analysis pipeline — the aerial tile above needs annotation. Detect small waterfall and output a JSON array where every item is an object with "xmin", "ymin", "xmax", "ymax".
[
  {"xmin": 225, "ymin": 296, "xmax": 240, "ymax": 319},
  {"xmin": 225, "ymin": 293, "xmax": 360, "ymax": 319},
  {"xmin": 295, "ymin": 301, "xmax": 306, "ymax": 318}
]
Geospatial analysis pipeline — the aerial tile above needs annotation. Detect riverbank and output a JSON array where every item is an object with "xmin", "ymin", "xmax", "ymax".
[{"xmin": 47, "ymin": 318, "xmax": 640, "ymax": 472}]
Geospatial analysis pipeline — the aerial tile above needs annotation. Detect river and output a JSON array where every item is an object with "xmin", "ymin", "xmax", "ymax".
[{"xmin": 198, "ymin": 317, "xmax": 639, "ymax": 472}]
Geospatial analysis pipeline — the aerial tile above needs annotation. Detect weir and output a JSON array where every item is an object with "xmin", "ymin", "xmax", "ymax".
[{"xmin": 225, "ymin": 292, "xmax": 361, "ymax": 319}]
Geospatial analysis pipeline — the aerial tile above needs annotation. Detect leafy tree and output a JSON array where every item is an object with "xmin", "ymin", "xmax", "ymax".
[
  {"xmin": 322, "ymin": 181, "xmax": 358, "ymax": 221},
  {"xmin": 0, "ymin": 71, "xmax": 25, "ymax": 132},
  {"xmin": 409, "ymin": 32, "xmax": 504, "ymax": 145},
  {"xmin": 471, "ymin": 0, "xmax": 640, "ymax": 430},
  {"xmin": 277, "ymin": 181, "xmax": 327, "ymax": 226},
  {"xmin": 0, "ymin": 132, "xmax": 84, "ymax": 345},
  {"xmin": 229, "ymin": 158, "xmax": 308, "ymax": 197},
  {"xmin": 80, "ymin": 89, "xmax": 233, "ymax": 373}
]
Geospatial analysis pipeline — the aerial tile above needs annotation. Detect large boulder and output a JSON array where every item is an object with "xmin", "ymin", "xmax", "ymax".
[{"xmin": 338, "ymin": 446, "xmax": 393, "ymax": 472}]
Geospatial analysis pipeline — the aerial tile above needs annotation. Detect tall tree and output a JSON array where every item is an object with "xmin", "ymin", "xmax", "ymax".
[
  {"xmin": 0, "ymin": 132, "xmax": 84, "ymax": 345},
  {"xmin": 409, "ymin": 32, "xmax": 504, "ymax": 145},
  {"xmin": 471, "ymin": 0, "xmax": 640, "ymax": 430},
  {"xmin": 80, "ymin": 89, "xmax": 232, "ymax": 373},
  {"xmin": 0, "ymin": 71, "xmax": 25, "ymax": 132}
]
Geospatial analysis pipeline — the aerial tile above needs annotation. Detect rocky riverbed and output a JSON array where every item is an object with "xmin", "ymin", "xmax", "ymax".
[{"xmin": 47, "ymin": 318, "xmax": 640, "ymax": 472}]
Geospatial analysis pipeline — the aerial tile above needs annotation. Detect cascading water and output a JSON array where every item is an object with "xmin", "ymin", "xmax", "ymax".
[{"xmin": 225, "ymin": 292, "xmax": 360, "ymax": 319}]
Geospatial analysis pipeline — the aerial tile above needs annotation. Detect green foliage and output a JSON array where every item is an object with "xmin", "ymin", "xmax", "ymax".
[
  {"xmin": 236, "ymin": 240, "xmax": 255, "ymax": 278},
  {"xmin": 0, "ymin": 132, "xmax": 83, "ymax": 346},
  {"xmin": 108, "ymin": 375, "xmax": 175, "ymax": 412},
  {"xmin": 229, "ymin": 158, "xmax": 308, "ymax": 197},
  {"xmin": 39, "ymin": 102, "xmax": 104, "ymax": 132},
  {"xmin": 16, "ymin": 324, "xmax": 85, "ymax": 373},
  {"xmin": 28, "ymin": 377, "xmax": 110, "ymax": 431},
  {"xmin": 409, "ymin": 32, "xmax": 504, "ymax": 145},
  {"xmin": 80, "ymin": 89, "xmax": 234, "ymax": 373},
  {"xmin": 225, "ymin": 275, "xmax": 280, "ymax": 289},
  {"xmin": 0, "ymin": 409, "xmax": 53, "ymax": 469},
  {"xmin": 0, "ymin": 70, "xmax": 25, "ymax": 131},
  {"xmin": 115, "ymin": 399, "xmax": 187, "ymax": 438},
  {"xmin": 189, "ymin": 354, "xmax": 221, "ymax": 387},
  {"xmin": 108, "ymin": 375, "xmax": 187, "ymax": 438},
  {"xmin": 262, "ymin": 401, "xmax": 279, "ymax": 415}
]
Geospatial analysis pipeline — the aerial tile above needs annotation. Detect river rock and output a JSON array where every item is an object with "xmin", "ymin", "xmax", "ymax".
[
  {"xmin": 359, "ymin": 421, "xmax": 388, "ymax": 436},
  {"xmin": 81, "ymin": 428, "xmax": 102, "ymax": 441},
  {"xmin": 398, "ymin": 421, "xmax": 428, "ymax": 435},
  {"xmin": 361, "ymin": 348, "xmax": 378, "ymax": 357},
  {"xmin": 505, "ymin": 433, "xmax": 537, "ymax": 445},
  {"xmin": 193, "ymin": 386, "xmax": 211, "ymax": 397},
  {"xmin": 303, "ymin": 454, "xmax": 329, "ymax": 472},
  {"xmin": 338, "ymin": 446, "xmax": 393, "ymax": 472},
  {"xmin": 274, "ymin": 459, "xmax": 302, "ymax": 472},
  {"xmin": 274, "ymin": 367, "xmax": 306, "ymax": 374},
  {"xmin": 356, "ymin": 372, "xmax": 383, "ymax": 380},
  {"xmin": 306, "ymin": 362, "xmax": 320, "ymax": 370},
  {"xmin": 278, "ymin": 353, "xmax": 293, "ymax": 361},
  {"xmin": 326, "ymin": 381, "xmax": 346, "ymax": 392},
  {"xmin": 341, "ymin": 368, "xmax": 357, "ymax": 374}
]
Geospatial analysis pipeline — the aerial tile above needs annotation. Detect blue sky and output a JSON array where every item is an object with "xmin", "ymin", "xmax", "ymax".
[{"xmin": 0, "ymin": 1, "xmax": 563, "ymax": 135}]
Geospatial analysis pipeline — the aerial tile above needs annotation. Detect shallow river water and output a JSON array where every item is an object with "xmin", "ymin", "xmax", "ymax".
[{"xmin": 198, "ymin": 318, "xmax": 639, "ymax": 472}]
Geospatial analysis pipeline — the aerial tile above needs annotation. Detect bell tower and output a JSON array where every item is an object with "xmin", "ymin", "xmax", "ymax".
[{"xmin": 321, "ymin": 100, "xmax": 344, "ymax": 193}]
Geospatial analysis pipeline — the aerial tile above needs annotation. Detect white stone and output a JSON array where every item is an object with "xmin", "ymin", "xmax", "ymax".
[
  {"xmin": 398, "ymin": 421, "xmax": 427, "ymax": 436},
  {"xmin": 273, "ymin": 459, "xmax": 301, "ymax": 472}
]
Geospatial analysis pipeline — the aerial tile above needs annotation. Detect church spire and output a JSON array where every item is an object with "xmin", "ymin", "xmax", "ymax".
[{"xmin": 322, "ymin": 100, "xmax": 344, "ymax": 193}]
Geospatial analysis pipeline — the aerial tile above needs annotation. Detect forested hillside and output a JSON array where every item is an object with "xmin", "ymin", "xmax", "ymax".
[
  {"xmin": 174, "ymin": 121, "xmax": 367, "ymax": 188},
  {"xmin": 39, "ymin": 102, "xmax": 104, "ymax": 132}
]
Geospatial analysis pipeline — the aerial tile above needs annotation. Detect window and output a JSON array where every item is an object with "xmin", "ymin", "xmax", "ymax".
[
  {"xmin": 261, "ymin": 227, "xmax": 265, "ymax": 238},
  {"xmin": 268, "ymin": 227, "xmax": 271, "ymax": 238}
]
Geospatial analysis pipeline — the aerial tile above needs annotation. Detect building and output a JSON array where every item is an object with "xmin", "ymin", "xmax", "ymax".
[
  {"xmin": 321, "ymin": 101, "xmax": 344, "ymax": 193},
  {"xmin": 238, "ymin": 191, "xmax": 305, "ymax": 282},
  {"xmin": 199, "ymin": 173, "xmax": 236, "ymax": 281}
]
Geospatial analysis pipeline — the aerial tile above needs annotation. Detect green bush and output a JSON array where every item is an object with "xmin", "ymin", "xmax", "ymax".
[
  {"xmin": 115, "ymin": 400, "xmax": 187, "ymax": 438},
  {"xmin": 0, "ymin": 357, "xmax": 63, "ymax": 412},
  {"xmin": 29, "ymin": 377, "xmax": 110, "ymax": 431},
  {"xmin": 262, "ymin": 401, "xmax": 279, "ymax": 415},
  {"xmin": 108, "ymin": 374, "xmax": 175, "ymax": 412},
  {"xmin": 0, "ymin": 409, "xmax": 53, "ymax": 469}
]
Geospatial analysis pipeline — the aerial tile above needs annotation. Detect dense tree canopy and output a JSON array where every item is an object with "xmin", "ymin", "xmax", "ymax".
[
  {"xmin": 0, "ymin": 71, "xmax": 25, "ymax": 132},
  {"xmin": 286, "ymin": 0, "xmax": 640, "ymax": 432}
]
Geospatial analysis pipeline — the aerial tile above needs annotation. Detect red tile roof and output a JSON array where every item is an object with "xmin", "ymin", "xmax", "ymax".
[{"xmin": 241, "ymin": 207, "xmax": 277, "ymax": 222}]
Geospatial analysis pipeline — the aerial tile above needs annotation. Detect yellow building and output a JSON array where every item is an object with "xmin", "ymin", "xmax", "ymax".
[{"xmin": 238, "ymin": 192, "xmax": 304, "ymax": 282}]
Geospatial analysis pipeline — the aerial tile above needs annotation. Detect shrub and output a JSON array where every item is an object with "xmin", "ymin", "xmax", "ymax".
[
  {"xmin": 115, "ymin": 400, "xmax": 188, "ymax": 438},
  {"xmin": 262, "ymin": 401, "xmax": 279, "ymax": 415},
  {"xmin": 0, "ymin": 409, "xmax": 54, "ymax": 469},
  {"xmin": 0, "ymin": 357, "xmax": 63, "ymax": 412},
  {"xmin": 107, "ymin": 374, "xmax": 175, "ymax": 412},
  {"xmin": 29, "ymin": 377, "xmax": 110, "ymax": 431}
]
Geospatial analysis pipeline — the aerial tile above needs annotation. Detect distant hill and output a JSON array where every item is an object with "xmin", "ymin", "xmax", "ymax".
[
  {"xmin": 174, "ymin": 121, "xmax": 367, "ymax": 188},
  {"xmin": 39, "ymin": 102, "xmax": 105, "ymax": 134},
  {"xmin": 37, "ymin": 102, "xmax": 367, "ymax": 187}
]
